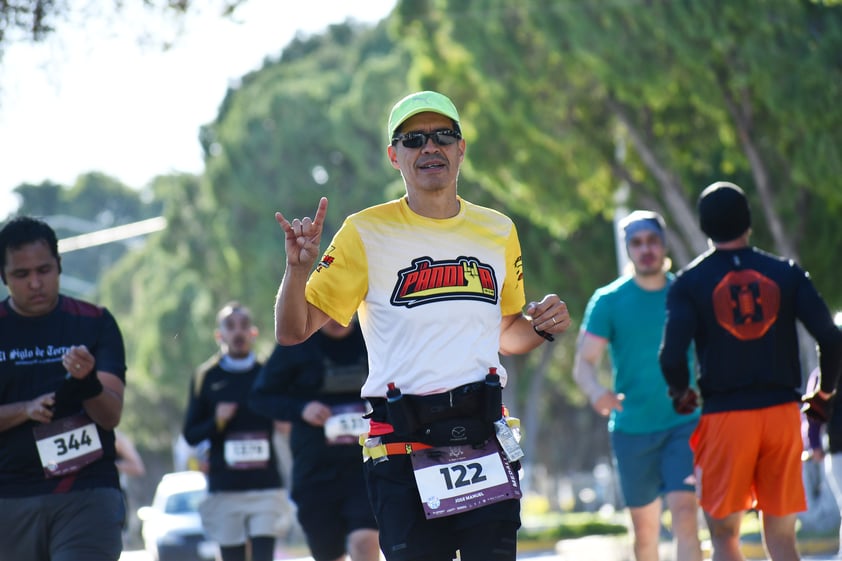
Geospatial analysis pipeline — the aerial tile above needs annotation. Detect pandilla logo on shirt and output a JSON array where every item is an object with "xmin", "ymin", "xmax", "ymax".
[{"xmin": 390, "ymin": 256, "xmax": 498, "ymax": 308}]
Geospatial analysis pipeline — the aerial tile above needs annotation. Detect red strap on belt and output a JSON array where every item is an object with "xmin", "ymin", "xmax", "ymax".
[{"xmin": 383, "ymin": 441, "xmax": 433, "ymax": 455}]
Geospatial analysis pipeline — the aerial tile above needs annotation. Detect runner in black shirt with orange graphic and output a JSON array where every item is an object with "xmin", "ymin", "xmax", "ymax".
[{"xmin": 660, "ymin": 182, "xmax": 842, "ymax": 561}]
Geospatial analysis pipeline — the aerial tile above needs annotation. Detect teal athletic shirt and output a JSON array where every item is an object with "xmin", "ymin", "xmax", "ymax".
[{"xmin": 582, "ymin": 273, "xmax": 698, "ymax": 434}]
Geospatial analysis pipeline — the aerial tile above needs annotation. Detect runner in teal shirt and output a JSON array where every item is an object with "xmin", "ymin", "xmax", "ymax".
[
  {"xmin": 583, "ymin": 273, "xmax": 697, "ymax": 433},
  {"xmin": 574, "ymin": 210, "xmax": 701, "ymax": 561}
]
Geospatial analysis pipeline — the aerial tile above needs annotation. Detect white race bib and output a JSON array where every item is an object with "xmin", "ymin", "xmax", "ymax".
[
  {"xmin": 224, "ymin": 431, "xmax": 270, "ymax": 469},
  {"xmin": 324, "ymin": 403, "xmax": 369, "ymax": 445},
  {"xmin": 33, "ymin": 413, "xmax": 103, "ymax": 478},
  {"xmin": 410, "ymin": 439, "xmax": 521, "ymax": 519}
]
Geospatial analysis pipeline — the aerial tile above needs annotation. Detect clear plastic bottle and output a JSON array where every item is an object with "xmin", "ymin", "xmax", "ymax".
[{"xmin": 494, "ymin": 418, "xmax": 524, "ymax": 462}]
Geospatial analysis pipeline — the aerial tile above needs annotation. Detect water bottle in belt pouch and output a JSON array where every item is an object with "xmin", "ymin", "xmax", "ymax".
[
  {"xmin": 485, "ymin": 368, "xmax": 524, "ymax": 462},
  {"xmin": 495, "ymin": 418, "xmax": 524, "ymax": 462},
  {"xmin": 483, "ymin": 367, "xmax": 503, "ymax": 422},
  {"xmin": 385, "ymin": 382, "xmax": 418, "ymax": 436}
]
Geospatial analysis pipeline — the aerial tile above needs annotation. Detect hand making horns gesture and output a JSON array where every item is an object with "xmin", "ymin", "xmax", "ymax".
[{"xmin": 275, "ymin": 197, "xmax": 329, "ymax": 268}]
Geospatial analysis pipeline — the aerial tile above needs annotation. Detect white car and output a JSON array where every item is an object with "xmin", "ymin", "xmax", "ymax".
[{"xmin": 137, "ymin": 471, "xmax": 217, "ymax": 561}]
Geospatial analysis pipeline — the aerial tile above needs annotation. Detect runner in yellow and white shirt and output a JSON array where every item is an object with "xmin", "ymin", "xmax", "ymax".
[{"xmin": 272, "ymin": 90, "xmax": 571, "ymax": 561}]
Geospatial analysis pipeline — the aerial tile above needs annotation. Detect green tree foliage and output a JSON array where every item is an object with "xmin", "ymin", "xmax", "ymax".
[
  {"xmin": 98, "ymin": 173, "xmax": 219, "ymax": 447},
  {"xmin": 4, "ymin": 173, "xmax": 160, "ymax": 300},
  {"xmin": 0, "ymin": 0, "xmax": 62, "ymax": 44},
  {"xmin": 96, "ymin": 21, "xmax": 418, "ymax": 449},
  {"xmin": 196, "ymin": 21, "xmax": 409, "ymax": 333},
  {"xmin": 11, "ymin": 2, "xmax": 842, "ymax": 481},
  {"xmin": 0, "ymin": 0, "xmax": 245, "ymax": 50},
  {"xmin": 387, "ymin": 0, "xmax": 842, "ymax": 473},
  {"xmin": 390, "ymin": 0, "xmax": 842, "ymax": 300}
]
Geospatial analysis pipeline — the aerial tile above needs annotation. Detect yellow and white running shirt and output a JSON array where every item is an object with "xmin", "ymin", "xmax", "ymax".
[{"xmin": 305, "ymin": 196, "xmax": 526, "ymax": 398}]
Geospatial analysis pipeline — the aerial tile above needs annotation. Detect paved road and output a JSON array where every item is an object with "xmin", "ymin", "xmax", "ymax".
[
  {"xmin": 120, "ymin": 552, "xmax": 842, "ymax": 561},
  {"xmin": 119, "ymin": 551, "xmax": 316, "ymax": 561},
  {"xmin": 120, "ymin": 538, "xmax": 842, "ymax": 561}
]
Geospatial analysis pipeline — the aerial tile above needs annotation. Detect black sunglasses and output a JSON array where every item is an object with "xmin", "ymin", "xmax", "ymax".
[{"xmin": 392, "ymin": 129, "xmax": 462, "ymax": 149}]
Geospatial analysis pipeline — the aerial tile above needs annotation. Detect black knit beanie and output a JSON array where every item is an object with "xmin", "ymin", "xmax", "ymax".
[{"xmin": 697, "ymin": 182, "xmax": 751, "ymax": 242}]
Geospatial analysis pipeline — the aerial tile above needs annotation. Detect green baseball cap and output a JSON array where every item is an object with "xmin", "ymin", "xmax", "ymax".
[{"xmin": 387, "ymin": 91, "xmax": 461, "ymax": 139}]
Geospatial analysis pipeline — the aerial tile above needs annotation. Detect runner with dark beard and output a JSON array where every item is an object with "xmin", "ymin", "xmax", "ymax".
[{"xmin": 183, "ymin": 302, "xmax": 287, "ymax": 561}]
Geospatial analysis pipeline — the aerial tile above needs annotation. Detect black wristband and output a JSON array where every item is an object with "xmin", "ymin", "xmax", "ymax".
[
  {"xmin": 58, "ymin": 371, "xmax": 104, "ymax": 402},
  {"xmin": 533, "ymin": 325, "xmax": 554, "ymax": 342}
]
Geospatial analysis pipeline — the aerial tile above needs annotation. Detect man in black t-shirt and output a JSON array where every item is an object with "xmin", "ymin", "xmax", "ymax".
[
  {"xmin": 183, "ymin": 301, "xmax": 286, "ymax": 561},
  {"xmin": 0, "ymin": 216, "xmax": 128, "ymax": 561},
  {"xmin": 251, "ymin": 318, "xmax": 380, "ymax": 561}
]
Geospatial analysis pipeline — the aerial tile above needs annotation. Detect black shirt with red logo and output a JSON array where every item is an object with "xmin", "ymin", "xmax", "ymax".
[{"xmin": 660, "ymin": 246, "xmax": 842, "ymax": 414}]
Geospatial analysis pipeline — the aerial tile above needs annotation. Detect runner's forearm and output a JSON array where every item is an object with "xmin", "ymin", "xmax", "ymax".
[
  {"xmin": 0, "ymin": 402, "xmax": 31, "ymax": 432},
  {"xmin": 573, "ymin": 355, "xmax": 607, "ymax": 405}
]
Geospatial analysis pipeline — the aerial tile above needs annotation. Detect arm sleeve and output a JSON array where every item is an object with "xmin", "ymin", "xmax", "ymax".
[
  {"xmin": 659, "ymin": 279, "xmax": 696, "ymax": 393},
  {"xmin": 795, "ymin": 267, "xmax": 842, "ymax": 394},
  {"xmin": 571, "ymin": 292, "xmax": 613, "ymax": 403},
  {"xmin": 182, "ymin": 377, "xmax": 215, "ymax": 445},
  {"xmin": 305, "ymin": 220, "xmax": 369, "ymax": 326},
  {"xmin": 500, "ymin": 223, "xmax": 526, "ymax": 316},
  {"xmin": 807, "ymin": 416, "xmax": 824, "ymax": 450},
  {"xmin": 572, "ymin": 337, "xmax": 609, "ymax": 404},
  {"xmin": 249, "ymin": 345, "xmax": 307, "ymax": 422},
  {"xmin": 95, "ymin": 309, "xmax": 127, "ymax": 382}
]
